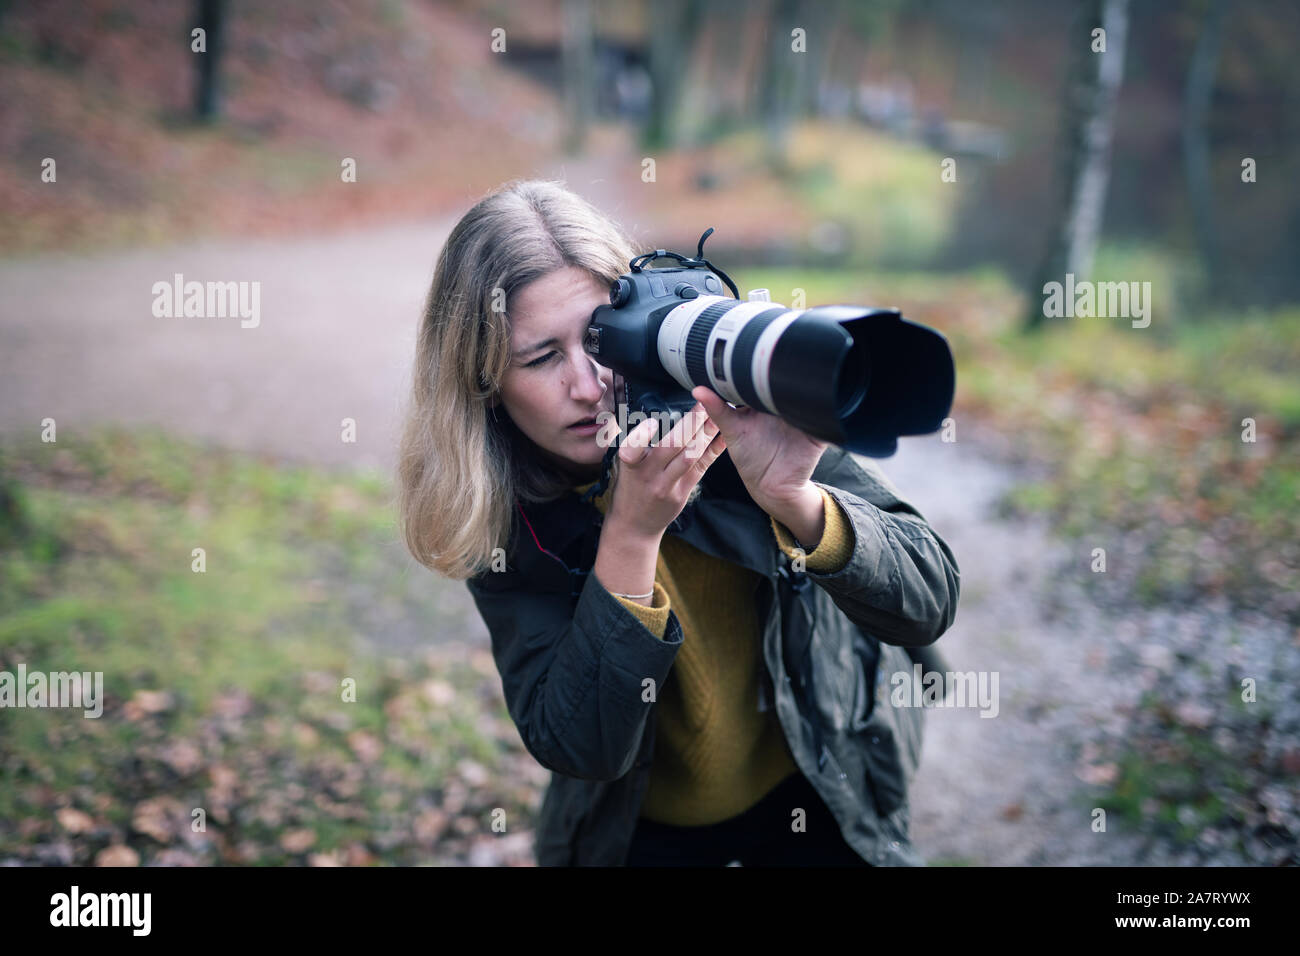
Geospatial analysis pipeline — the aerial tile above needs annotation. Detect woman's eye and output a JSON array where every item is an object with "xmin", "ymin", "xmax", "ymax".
[{"xmin": 526, "ymin": 351, "xmax": 557, "ymax": 368}]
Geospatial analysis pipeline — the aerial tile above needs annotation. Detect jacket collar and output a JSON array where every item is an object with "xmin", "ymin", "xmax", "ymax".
[{"xmin": 512, "ymin": 450, "xmax": 782, "ymax": 586}]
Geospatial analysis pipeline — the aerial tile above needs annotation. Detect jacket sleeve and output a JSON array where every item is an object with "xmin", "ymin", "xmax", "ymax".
[
  {"xmin": 770, "ymin": 486, "xmax": 855, "ymax": 574},
  {"xmin": 612, "ymin": 583, "xmax": 672, "ymax": 640},
  {"xmin": 772, "ymin": 448, "xmax": 960, "ymax": 648},
  {"xmin": 465, "ymin": 567, "xmax": 683, "ymax": 782}
]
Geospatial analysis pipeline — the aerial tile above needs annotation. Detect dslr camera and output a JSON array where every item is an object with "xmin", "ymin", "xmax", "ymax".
[{"xmin": 582, "ymin": 228, "xmax": 955, "ymax": 464}]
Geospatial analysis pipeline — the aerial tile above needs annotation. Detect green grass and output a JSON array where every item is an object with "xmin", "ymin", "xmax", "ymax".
[
  {"xmin": 697, "ymin": 121, "xmax": 962, "ymax": 269},
  {"xmin": 980, "ymin": 299, "xmax": 1300, "ymax": 614},
  {"xmin": 0, "ymin": 429, "xmax": 533, "ymax": 865},
  {"xmin": 1100, "ymin": 696, "xmax": 1260, "ymax": 850},
  {"xmin": 786, "ymin": 123, "xmax": 962, "ymax": 267}
]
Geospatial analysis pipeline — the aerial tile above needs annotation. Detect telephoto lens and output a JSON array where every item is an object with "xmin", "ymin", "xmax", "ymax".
[
  {"xmin": 583, "ymin": 232, "xmax": 955, "ymax": 458},
  {"xmin": 663, "ymin": 293, "xmax": 954, "ymax": 456}
]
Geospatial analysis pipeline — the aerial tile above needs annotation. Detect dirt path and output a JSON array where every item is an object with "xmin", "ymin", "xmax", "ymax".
[
  {"xmin": 878, "ymin": 429, "xmax": 1146, "ymax": 865},
  {"xmin": 0, "ymin": 216, "xmax": 456, "ymax": 471},
  {"xmin": 1, "ymin": 201, "xmax": 1230, "ymax": 866}
]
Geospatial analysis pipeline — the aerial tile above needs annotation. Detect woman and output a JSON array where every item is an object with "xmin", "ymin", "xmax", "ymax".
[{"xmin": 398, "ymin": 178, "xmax": 960, "ymax": 866}]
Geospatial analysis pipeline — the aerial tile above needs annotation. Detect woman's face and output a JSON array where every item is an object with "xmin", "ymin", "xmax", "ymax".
[{"xmin": 495, "ymin": 266, "xmax": 617, "ymax": 479}]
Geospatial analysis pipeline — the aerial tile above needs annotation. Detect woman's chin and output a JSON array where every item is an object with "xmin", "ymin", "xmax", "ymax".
[
  {"xmin": 565, "ymin": 433, "xmax": 607, "ymax": 461},
  {"xmin": 539, "ymin": 438, "xmax": 604, "ymax": 477},
  {"xmin": 567, "ymin": 450, "xmax": 606, "ymax": 474}
]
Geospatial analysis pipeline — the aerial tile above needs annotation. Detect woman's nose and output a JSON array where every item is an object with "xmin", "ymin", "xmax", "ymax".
[{"xmin": 571, "ymin": 354, "xmax": 608, "ymax": 402}]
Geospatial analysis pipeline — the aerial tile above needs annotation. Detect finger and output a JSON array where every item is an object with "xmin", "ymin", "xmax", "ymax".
[
  {"xmin": 619, "ymin": 419, "xmax": 657, "ymax": 464},
  {"xmin": 666, "ymin": 420, "xmax": 725, "ymax": 487},
  {"xmin": 670, "ymin": 402, "xmax": 714, "ymax": 450},
  {"xmin": 655, "ymin": 403, "xmax": 715, "ymax": 469},
  {"xmin": 676, "ymin": 429, "xmax": 728, "ymax": 494},
  {"xmin": 691, "ymin": 387, "xmax": 737, "ymax": 433},
  {"xmin": 681, "ymin": 407, "xmax": 720, "ymax": 460},
  {"xmin": 640, "ymin": 402, "xmax": 704, "ymax": 463}
]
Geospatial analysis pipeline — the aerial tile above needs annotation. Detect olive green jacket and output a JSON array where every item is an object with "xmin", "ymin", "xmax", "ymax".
[{"xmin": 466, "ymin": 446, "xmax": 959, "ymax": 865}]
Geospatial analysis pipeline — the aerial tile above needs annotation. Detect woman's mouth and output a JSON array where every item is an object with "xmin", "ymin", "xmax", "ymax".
[{"xmin": 567, "ymin": 418, "xmax": 600, "ymax": 435}]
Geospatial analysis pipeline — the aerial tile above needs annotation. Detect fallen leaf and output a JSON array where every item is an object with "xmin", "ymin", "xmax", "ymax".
[
  {"xmin": 457, "ymin": 759, "xmax": 489, "ymax": 789},
  {"xmin": 1281, "ymin": 748, "xmax": 1300, "ymax": 776},
  {"xmin": 209, "ymin": 764, "xmax": 239, "ymax": 793},
  {"xmin": 347, "ymin": 730, "xmax": 382, "ymax": 764},
  {"xmin": 212, "ymin": 690, "xmax": 252, "ymax": 720},
  {"xmin": 56, "ymin": 808, "xmax": 96, "ymax": 834},
  {"xmin": 1175, "ymin": 702, "xmax": 1214, "ymax": 729},
  {"xmin": 95, "ymin": 844, "xmax": 140, "ymax": 867},
  {"xmin": 414, "ymin": 808, "xmax": 448, "ymax": 843},
  {"xmin": 132, "ymin": 796, "xmax": 182, "ymax": 843},
  {"xmin": 293, "ymin": 722, "xmax": 320, "ymax": 748},
  {"xmin": 1076, "ymin": 762, "xmax": 1119, "ymax": 786},
  {"xmin": 280, "ymin": 828, "xmax": 317, "ymax": 854},
  {"xmin": 134, "ymin": 690, "xmax": 174, "ymax": 713},
  {"xmin": 124, "ymin": 689, "xmax": 174, "ymax": 721},
  {"xmin": 422, "ymin": 679, "xmax": 456, "ymax": 708},
  {"xmin": 345, "ymin": 843, "xmax": 375, "ymax": 866},
  {"xmin": 158, "ymin": 739, "xmax": 203, "ymax": 775},
  {"xmin": 301, "ymin": 671, "xmax": 337, "ymax": 695}
]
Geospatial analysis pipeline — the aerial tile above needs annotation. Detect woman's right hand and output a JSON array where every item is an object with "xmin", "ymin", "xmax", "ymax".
[{"xmin": 604, "ymin": 402, "xmax": 727, "ymax": 541}]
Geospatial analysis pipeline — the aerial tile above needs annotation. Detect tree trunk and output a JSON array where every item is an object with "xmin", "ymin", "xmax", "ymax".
[
  {"xmin": 562, "ymin": 0, "xmax": 595, "ymax": 155},
  {"xmin": 643, "ymin": 0, "xmax": 705, "ymax": 151},
  {"xmin": 1184, "ymin": 0, "xmax": 1231, "ymax": 301},
  {"xmin": 814, "ymin": 0, "xmax": 848, "ymax": 115},
  {"xmin": 760, "ymin": 0, "xmax": 804, "ymax": 176},
  {"xmin": 1024, "ymin": 0, "xmax": 1130, "ymax": 331},
  {"xmin": 193, "ymin": 0, "xmax": 226, "ymax": 123}
]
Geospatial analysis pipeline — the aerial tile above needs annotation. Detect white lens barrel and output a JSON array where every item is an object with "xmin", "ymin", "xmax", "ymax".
[
  {"xmin": 706, "ymin": 300, "xmax": 789, "ymax": 406},
  {"xmin": 657, "ymin": 294, "xmax": 812, "ymax": 414},
  {"xmin": 656, "ymin": 295, "xmax": 728, "ymax": 391}
]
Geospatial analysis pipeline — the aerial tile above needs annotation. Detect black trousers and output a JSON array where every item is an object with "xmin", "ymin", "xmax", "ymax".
[{"xmin": 624, "ymin": 772, "xmax": 873, "ymax": 867}]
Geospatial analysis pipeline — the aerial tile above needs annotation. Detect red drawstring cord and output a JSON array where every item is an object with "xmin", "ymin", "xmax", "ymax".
[{"xmin": 515, "ymin": 501, "xmax": 570, "ymax": 571}]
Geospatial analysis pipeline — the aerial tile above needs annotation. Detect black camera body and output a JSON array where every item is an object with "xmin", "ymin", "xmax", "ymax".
[
  {"xmin": 583, "ymin": 254, "xmax": 728, "ymax": 435},
  {"xmin": 582, "ymin": 229, "xmax": 956, "ymax": 461}
]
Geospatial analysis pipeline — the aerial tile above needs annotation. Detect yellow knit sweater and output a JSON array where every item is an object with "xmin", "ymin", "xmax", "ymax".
[{"xmin": 574, "ymin": 479, "xmax": 855, "ymax": 825}]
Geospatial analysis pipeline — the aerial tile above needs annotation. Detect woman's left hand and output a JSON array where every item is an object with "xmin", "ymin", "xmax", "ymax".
[{"xmin": 691, "ymin": 386, "xmax": 829, "ymax": 517}]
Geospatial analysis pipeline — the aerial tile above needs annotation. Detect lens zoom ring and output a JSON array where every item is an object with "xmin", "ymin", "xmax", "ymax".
[{"xmin": 683, "ymin": 302, "xmax": 732, "ymax": 388}]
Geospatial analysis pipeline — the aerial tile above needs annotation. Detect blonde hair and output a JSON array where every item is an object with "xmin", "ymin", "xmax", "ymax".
[{"xmin": 398, "ymin": 179, "xmax": 646, "ymax": 580}]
